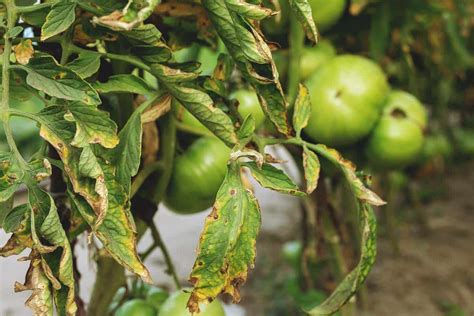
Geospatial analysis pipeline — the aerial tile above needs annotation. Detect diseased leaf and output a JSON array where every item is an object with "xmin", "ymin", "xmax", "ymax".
[
  {"xmin": 66, "ymin": 52, "xmax": 101, "ymax": 79},
  {"xmin": 13, "ymin": 39, "xmax": 34, "ymax": 65},
  {"xmin": 0, "ymin": 203, "xmax": 31, "ymax": 257},
  {"xmin": 315, "ymin": 144, "xmax": 386, "ymax": 206},
  {"xmin": 64, "ymin": 102, "xmax": 119, "ymax": 149},
  {"xmin": 2, "ymin": 204, "xmax": 29, "ymax": 233},
  {"xmin": 302, "ymin": 146, "xmax": 320, "ymax": 194},
  {"xmin": 150, "ymin": 63, "xmax": 238, "ymax": 147},
  {"xmin": 188, "ymin": 162, "xmax": 261, "ymax": 313},
  {"xmin": 305, "ymin": 203, "xmax": 377, "ymax": 315},
  {"xmin": 22, "ymin": 54, "xmax": 100, "ymax": 105},
  {"xmin": 93, "ymin": 74, "xmax": 155, "ymax": 95},
  {"xmin": 27, "ymin": 185, "xmax": 76, "ymax": 315},
  {"xmin": 288, "ymin": 0, "xmax": 319, "ymax": 42},
  {"xmin": 28, "ymin": 158, "xmax": 52, "ymax": 183},
  {"xmin": 0, "ymin": 152, "xmax": 23, "ymax": 202},
  {"xmin": 93, "ymin": 0, "xmax": 160, "ymax": 31},
  {"xmin": 14, "ymin": 258, "xmax": 54, "ymax": 316},
  {"xmin": 237, "ymin": 115, "xmax": 255, "ymax": 147},
  {"xmin": 293, "ymin": 84, "xmax": 312, "ymax": 137},
  {"xmin": 202, "ymin": 0, "xmax": 290, "ymax": 135},
  {"xmin": 244, "ymin": 162, "xmax": 305, "ymax": 196},
  {"xmin": 41, "ymin": 1, "xmax": 77, "ymax": 40}
]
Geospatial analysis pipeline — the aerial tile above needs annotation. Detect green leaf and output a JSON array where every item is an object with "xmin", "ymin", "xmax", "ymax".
[
  {"xmin": 237, "ymin": 115, "xmax": 255, "ymax": 147},
  {"xmin": 305, "ymin": 203, "xmax": 377, "ymax": 315},
  {"xmin": 66, "ymin": 52, "xmax": 101, "ymax": 79},
  {"xmin": 244, "ymin": 162, "xmax": 305, "ymax": 196},
  {"xmin": 7, "ymin": 26, "xmax": 24, "ymax": 39},
  {"xmin": 41, "ymin": 1, "xmax": 77, "ymax": 40},
  {"xmin": 202, "ymin": 0, "xmax": 290, "ymax": 135},
  {"xmin": 302, "ymin": 146, "xmax": 320, "ymax": 194},
  {"xmin": 0, "ymin": 152, "xmax": 23, "ymax": 202},
  {"xmin": 2, "ymin": 204, "xmax": 28, "ymax": 233},
  {"xmin": 64, "ymin": 102, "xmax": 119, "ymax": 149},
  {"xmin": 93, "ymin": 0, "xmax": 160, "ymax": 31},
  {"xmin": 188, "ymin": 162, "xmax": 261, "ymax": 313},
  {"xmin": 150, "ymin": 64, "xmax": 238, "ymax": 147},
  {"xmin": 27, "ymin": 185, "xmax": 77, "ymax": 315},
  {"xmin": 22, "ymin": 54, "xmax": 101, "ymax": 105},
  {"xmin": 288, "ymin": 0, "xmax": 319, "ymax": 42},
  {"xmin": 93, "ymin": 74, "xmax": 155, "ymax": 95},
  {"xmin": 28, "ymin": 158, "xmax": 52, "ymax": 183},
  {"xmin": 293, "ymin": 84, "xmax": 312, "ymax": 137}
]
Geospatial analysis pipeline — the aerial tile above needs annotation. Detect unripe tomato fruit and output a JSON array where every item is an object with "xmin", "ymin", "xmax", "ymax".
[
  {"xmin": 159, "ymin": 290, "xmax": 226, "ymax": 316},
  {"xmin": 304, "ymin": 55, "xmax": 390, "ymax": 147},
  {"xmin": 366, "ymin": 91, "xmax": 427, "ymax": 169},
  {"xmin": 308, "ymin": 0, "xmax": 347, "ymax": 32},
  {"xmin": 300, "ymin": 40, "xmax": 337, "ymax": 82},
  {"xmin": 381, "ymin": 90, "xmax": 427, "ymax": 129},
  {"xmin": 165, "ymin": 137, "xmax": 231, "ymax": 214},
  {"xmin": 146, "ymin": 287, "xmax": 170, "ymax": 310},
  {"xmin": 230, "ymin": 89, "xmax": 265, "ymax": 128},
  {"xmin": 115, "ymin": 299, "xmax": 156, "ymax": 316}
]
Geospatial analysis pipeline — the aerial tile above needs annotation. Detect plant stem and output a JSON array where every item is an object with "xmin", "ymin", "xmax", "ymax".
[
  {"xmin": 15, "ymin": 1, "xmax": 56, "ymax": 14},
  {"xmin": 130, "ymin": 161, "xmax": 165, "ymax": 198},
  {"xmin": 148, "ymin": 221, "xmax": 181, "ymax": 289}
]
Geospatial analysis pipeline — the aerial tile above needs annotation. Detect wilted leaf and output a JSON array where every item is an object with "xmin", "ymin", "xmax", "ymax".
[
  {"xmin": 13, "ymin": 39, "xmax": 34, "ymax": 65},
  {"xmin": 188, "ymin": 162, "xmax": 261, "ymax": 313},
  {"xmin": 66, "ymin": 52, "xmax": 101, "ymax": 79},
  {"xmin": 305, "ymin": 203, "xmax": 377, "ymax": 315},
  {"xmin": 293, "ymin": 84, "xmax": 312, "ymax": 137},
  {"xmin": 244, "ymin": 162, "xmax": 305, "ymax": 196},
  {"xmin": 288, "ymin": 0, "xmax": 319, "ymax": 42},
  {"xmin": 302, "ymin": 146, "xmax": 320, "ymax": 194},
  {"xmin": 22, "ymin": 54, "xmax": 100, "ymax": 105}
]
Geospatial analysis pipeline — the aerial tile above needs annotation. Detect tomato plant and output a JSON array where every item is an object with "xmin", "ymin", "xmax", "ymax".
[{"xmin": 1, "ymin": 0, "xmax": 470, "ymax": 315}]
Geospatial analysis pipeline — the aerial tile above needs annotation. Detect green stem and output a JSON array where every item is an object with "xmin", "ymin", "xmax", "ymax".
[
  {"xmin": 287, "ymin": 11, "xmax": 305, "ymax": 104},
  {"xmin": 15, "ymin": 1, "xmax": 56, "ymax": 14}
]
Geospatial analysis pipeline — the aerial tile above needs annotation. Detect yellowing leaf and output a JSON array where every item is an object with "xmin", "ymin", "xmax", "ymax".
[
  {"xmin": 302, "ymin": 146, "xmax": 320, "ymax": 194},
  {"xmin": 13, "ymin": 39, "xmax": 34, "ymax": 65}
]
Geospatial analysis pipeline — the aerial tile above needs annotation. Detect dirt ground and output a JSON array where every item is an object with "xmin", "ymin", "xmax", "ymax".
[{"xmin": 240, "ymin": 162, "xmax": 474, "ymax": 316}]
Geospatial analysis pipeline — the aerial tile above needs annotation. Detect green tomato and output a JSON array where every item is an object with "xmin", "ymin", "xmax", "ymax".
[
  {"xmin": 115, "ymin": 299, "xmax": 156, "ymax": 316},
  {"xmin": 146, "ymin": 287, "xmax": 170, "ymax": 311},
  {"xmin": 261, "ymin": 0, "xmax": 290, "ymax": 36},
  {"xmin": 308, "ymin": 0, "xmax": 347, "ymax": 32},
  {"xmin": 366, "ymin": 114, "xmax": 425, "ymax": 170},
  {"xmin": 165, "ymin": 137, "xmax": 231, "ymax": 214},
  {"xmin": 381, "ymin": 90, "xmax": 427, "ymax": 129},
  {"xmin": 299, "ymin": 40, "xmax": 337, "ymax": 82},
  {"xmin": 231, "ymin": 89, "xmax": 265, "ymax": 128},
  {"xmin": 304, "ymin": 55, "xmax": 390, "ymax": 146},
  {"xmin": 159, "ymin": 290, "xmax": 225, "ymax": 316}
]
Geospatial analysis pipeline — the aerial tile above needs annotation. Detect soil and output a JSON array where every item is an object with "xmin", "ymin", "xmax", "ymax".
[{"xmin": 240, "ymin": 162, "xmax": 474, "ymax": 316}]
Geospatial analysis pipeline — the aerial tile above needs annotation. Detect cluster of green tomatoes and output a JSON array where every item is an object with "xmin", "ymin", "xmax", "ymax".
[{"xmin": 111, "ymin": 283, "xmax": 225, "ymax": 316}]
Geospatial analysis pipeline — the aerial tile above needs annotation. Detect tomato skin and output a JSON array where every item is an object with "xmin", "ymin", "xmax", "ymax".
[
  {"xmin": 308, "ymin": 0, "xmax": 347, "ymax": 32},
  {"xmin": 382, "ymin": 90, "xmax": 427, "ymax": 129},
  {"xmin": 299, "ymin": 40, "xmax": 337, "ymax": 82},
  {"xmin": 115, "ymin": 299, "xmax": 156, "ymax": 316},
  {"xmin": 304, "ymin": 55, "xmax": 389, "ymax": 147},
  {"xmin": 158, "ymin": 290, "xmax": 225, "ymax": 316},
  {"xmin": 165, "ymin": 137, "xmax": 231, "ymax": 214},
  {"xmin": 146, "ymin": 287, "xmax": 170, "ymax": 310},
  {"xmin": 231, "ymin": 89, "xmax": 265, "ymax": 128},
  {"xmin": 366, "ymin": 119, "xmax": 424, "ymax": 171}
]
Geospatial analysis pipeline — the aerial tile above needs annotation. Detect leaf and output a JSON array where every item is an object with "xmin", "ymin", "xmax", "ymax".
[
  {"xmin": 244, "ymin": 162, "xmax": 305, "ymax": 196},
  {"xmin": 27, "ymin": 185, "xmax": 77, "ymax": 315},
  {"xmin": 288, "ymin": 0, "xmax": 319, "ymax": 42},
  {"xmin": 66, "ymin": 52, "xmax": 101, "ymax": 79},
  {"xmin": 41, "ymin": 1, "xmax": 77, "ymax": 40},
  {"xmin": 68, "ymin": 167, "xmax": 152, "ymax": 283},
  {"xmin": 150, "ymin": 64, "xmax": 238, "ymax": 147},
  {"xmin": 64, "ymin": 102, "xmax": 119, "ymax": 149},
  {"xmin": 293, "ymin": 84, "xmax": 312, "ymax": 137},
  {"xmin": 13, "ymin": 39, "xmax": 34, "ymax": 65},
  {"xmin": 305, "ymin": 203, "xmax": 377, "ymax": 315},
  {"xmin": 14, "ymin": 258, "xmax": 54, "ymax": 316},
  {"xmin": 3, "ymin": 204, "xmax": 29, "ymax": 233},
  {"xmin": 28, "ymin": 158, "xmax": 52, "ymax": 182},
  {"xmin": 237, "ymin": 115, "xmax": 255, "ymax": 147},
  {"xmin": 302, "ymin": 146, "xmax": 320, "ymax": 194},
  {"xmin": 0, "ymin": 204, "xmax": 32, "ymax": 257},
  {"xmin": 93, "ymin": 0, "xmax": 160, "ymax": 31},
  {"xmin": 23, "ymin": 54, "xmax": 101, "ymax": 105},
  {"xmin": 188, "ymin": 162, "xmax": 261, "ymax": 313},
  {"xmin": 93, "ymin": 74, "xmax": 155, "ymax": 95},
  {"xmin": 0, "ymin": 152, "xmax": 23, "ymax": 202},
  {"xmin": 315, "ymin": 144, "xmax": 386, "ymax": 206},
  {"xmin": 202, "ymin": 0, "xmax": 290, "ymax": 135}
]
